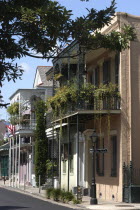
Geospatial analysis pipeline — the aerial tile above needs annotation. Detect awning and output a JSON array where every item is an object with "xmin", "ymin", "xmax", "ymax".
[
  {"xmin": 46, "ymin": 123, "xmax": 68, "ymax": 138},
  {"xmin": 0, "ymin": 142, "xmax": 9, "ymax": 151}
]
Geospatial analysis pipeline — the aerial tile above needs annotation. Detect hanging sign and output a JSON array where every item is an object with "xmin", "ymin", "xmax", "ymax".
[{"xmin": 90, "ymin": 148, "xmax": 107, "ymax": 153}]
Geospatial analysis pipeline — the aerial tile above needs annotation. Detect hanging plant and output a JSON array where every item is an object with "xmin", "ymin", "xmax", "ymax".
[
  {"xmin": 9, "ymin": 116, "xmax": 19, "ymax": 125},
  {"xmin": 47, "ymin": 82, "xmax": 120, "ymax": 116},
  {"xmin": 7, "ymin": 102, "xmax": 19, "ymax": 115},
  {"xmin": 94, "ymin": 83, "xmax": 120, "ymax": 99},
  {"xmin": 80, "ymin": 83, "xmax": 96, "ymax": 102},
  {"xmin": 47, "ymin": 83, "xmax": 78, "ymax": 116}
]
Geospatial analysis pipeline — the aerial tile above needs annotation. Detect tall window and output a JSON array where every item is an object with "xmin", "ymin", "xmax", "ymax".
[
  {"xmin": 115, "ymin": 54, "xmax": 120, "ymax": 85},
  {"xmin": 69, "ymin": 142, "xmax": 74, "ymax": 173},
  {"xmin": 103, "ymin": 60, "xmax": 111, "ymax": 84},
  {"xmin": 95, "ymin": 67, "xmax": 99, "ymax": 86},
  {"xmin": 96, "ymin": 137, "xmax": 104, "ymax": 176},
  {"xmin": 111, "ymin": 135, "xmax": 117, "ymax": 177}
]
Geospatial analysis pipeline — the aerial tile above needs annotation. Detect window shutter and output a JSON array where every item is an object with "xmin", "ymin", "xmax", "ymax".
[{"xmin": 111, "ymin": 135, "xmax": 117, "ymax": 177}]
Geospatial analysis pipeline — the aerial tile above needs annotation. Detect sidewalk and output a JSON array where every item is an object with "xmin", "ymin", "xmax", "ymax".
[{"xmin": 0, "ymin": 180, "xmax": 140, "ymax": 210}]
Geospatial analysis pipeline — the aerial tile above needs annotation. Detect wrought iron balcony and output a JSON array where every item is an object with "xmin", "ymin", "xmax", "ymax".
[
  {"xmin": 46, "ymin": 95, "xmax": 120, "ymax": 124},
  {"xmin": 15, "ymin": 119, "xmax": 36, "ymax": 131},
  {"xmin": 65, "ymin": 95, "xmax": 120, "ymax": 115}
]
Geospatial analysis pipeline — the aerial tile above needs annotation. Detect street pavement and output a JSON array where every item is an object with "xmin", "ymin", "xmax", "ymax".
[
  {"xmin": 0, "ymin": 180, "xmax": 140, "ymax": 210},
  {"xmin": 0, "ymin": 187, "xmax": 77, "ymax": 210}
]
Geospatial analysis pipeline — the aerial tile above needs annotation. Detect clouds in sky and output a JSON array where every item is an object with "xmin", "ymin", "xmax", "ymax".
[{"xmin": 20, "ymin": 62, "xmax": 31, "ymax": 73}]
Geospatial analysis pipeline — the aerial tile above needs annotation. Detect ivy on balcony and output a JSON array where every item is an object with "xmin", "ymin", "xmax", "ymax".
[
  {"xmin": 7, "ymin": 102, "xmax": 19, "ymax": 125},
  {"xmin": 7, "ymin": 102, "xmax": 19, "ymax": 115},
  {"xmin": 47, "ymin": 82, "xmax": 120, "ymax": 117}
]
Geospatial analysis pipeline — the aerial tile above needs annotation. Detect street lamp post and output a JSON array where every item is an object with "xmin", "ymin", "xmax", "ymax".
[{"xmin": 90, "ymin": 130, "xmax": 98, "ymax": 205}]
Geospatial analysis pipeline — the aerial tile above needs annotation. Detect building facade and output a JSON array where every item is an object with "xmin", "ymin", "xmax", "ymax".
[
  {"xmin": 46, "ymin": 13, "xmax": 140, "ymax": 203},
  {"xmin": 7, "ymin": 66, "xmax": 53, "ymax": 187}
]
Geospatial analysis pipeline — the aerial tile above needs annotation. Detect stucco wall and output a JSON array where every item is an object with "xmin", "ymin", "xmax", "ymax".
[{"xmin": 120, "ymin": 14, "xmax": 140, "ymax": 174}]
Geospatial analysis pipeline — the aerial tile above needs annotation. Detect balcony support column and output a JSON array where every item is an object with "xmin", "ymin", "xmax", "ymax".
[
  {"xmin": 52, "ymin": 122, "xmax": 54, "ymax": 187},
  {"xmin": 58, "ymin": 127, "xmax": 61, "ymax": 189},
  {"xmin": 9, "ymin": 137, "xmax": 12, "ymax": 187},
  {"xmin": 12, "ymin": 136, "xmax": 14, "ymax": 187},
  {"xmin": 78, "ymin": 46, "xmax": 86, "ymax": 87},
  {"xmin": 15, "ymin": 135, "xmax": 18, "ymax": 187},
  {"xmin": 68, "ymin": 53, "xmax": 70, "ymax": 81},
  {"xmin": 18, "ymin": 134, "xmax": 21, "ymax": 188},
  {"xmin": 77, "ymin": 46, "xmax": 86, "ymax": 109},
  {"xmin": 77, "ymin": 114, "xmax": 80, "ymax": 199},
  {"xmin": 67, "ymin": 118, "xmax": 70, "ymax": 191}
]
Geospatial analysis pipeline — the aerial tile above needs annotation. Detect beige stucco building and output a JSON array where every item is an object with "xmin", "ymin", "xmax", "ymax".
[{"xmin": 46, "ymin": 13, "xmax": 140, "ymax": 203}]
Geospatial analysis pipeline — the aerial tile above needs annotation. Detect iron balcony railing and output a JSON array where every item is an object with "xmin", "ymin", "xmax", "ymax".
[
  {"xmin": 45, "ymin": 95, "xmax": 120, "ymax": 125},
  {"xmin": 15, "ymin": 119, "xmax": 36, "ymax": 131},
  {"xmin": 123, "ymin": 162, "xmax": 140, "ymax": 186},
  {"xmin": 65, "ymin": 95, "xmax": 120, "ymax": 115}
]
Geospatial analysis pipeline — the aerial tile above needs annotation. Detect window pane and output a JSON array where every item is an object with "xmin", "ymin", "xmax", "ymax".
[
  {"xmin": 115, "ymin": 54, "xmax": 120, "ymax": 85},
  {"xmin": 95, "ymin": 67, "xmax": 99, "ymax": 86},
  {"xmin": 103, "ymin": 60, "xmax": 110, "ymax": 84}
]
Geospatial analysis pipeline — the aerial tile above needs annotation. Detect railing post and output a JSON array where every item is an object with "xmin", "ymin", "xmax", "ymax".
[
  {"xmin": 129, "ymin": 161, "xmax": 133, "ymax": 186},
  {"xmin": 123, "ymin": 162, "xmax": 126, "ymax": 186}
]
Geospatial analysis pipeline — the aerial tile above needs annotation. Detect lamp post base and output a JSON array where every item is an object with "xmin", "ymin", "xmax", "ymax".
[{"xmin": 90, "ymin": 198, "xmax": 98, "ymax": 205}]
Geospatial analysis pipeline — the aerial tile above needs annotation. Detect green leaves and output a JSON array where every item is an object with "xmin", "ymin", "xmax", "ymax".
[
  {"xmin": 48, "ymin": 82, "xmax": 120, "ymax": 116},
  {"xmin": 7, "ymin": 102, "xmax": 19, "ymax": 116},
  {"xmin": 0, "ymin": 0, "xmax": 136, "ymax": 107},
  {"xmin": 35, "ymin": 100, "xmax": 48, "ymax": 186},
  {"xmin": 71, "ymin": 0, "xmax": 116, "ymax": 40}
]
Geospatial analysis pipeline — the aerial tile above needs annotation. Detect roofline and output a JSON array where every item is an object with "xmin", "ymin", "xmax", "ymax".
[
  {"xmin": 9, "ymin": 88, "xmax": 46, "ymax": 100},
  {"xmin": 52, "ymin": 12, "xmax": 140, "ymax": 64},
  {"xmin": 116, "ymin": 12, "xmax": 140, "ymax": 20},
  {"xmin": 46, "ymin": 67, "xmax": 53, "ymax": 76},
  {"xmin": 52, "ymin": 40, "xmax": 78, "ymax": 64},
  {"xmin": 33, "ymin": 66, "xmax": 53, "ymax": 88}
]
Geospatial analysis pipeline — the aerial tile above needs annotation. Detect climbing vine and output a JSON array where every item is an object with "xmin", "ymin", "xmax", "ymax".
[
  {"xmin": 7, "ymin": 102, "xmax": 19, "ymax": 115},
  {"xmin": 7, "ymin": 102, "xmax": 19, "ymax": 125},
  {"xmin": 47, "ymin": 82, "xmax": 120, "ymax": 117},
  {"xmin": 35, "ymin": 100, "xmax": 48, "ymax": 186}
]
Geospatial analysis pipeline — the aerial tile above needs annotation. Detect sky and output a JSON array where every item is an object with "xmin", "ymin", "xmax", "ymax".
[{"xmin": 0, "ymin": 0, "xmax": 140, "ymax": 120}]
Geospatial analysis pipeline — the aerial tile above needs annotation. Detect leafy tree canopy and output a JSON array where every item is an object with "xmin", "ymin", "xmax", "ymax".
[{"xmin": 0, "ymin": 0, "xmax": 136, "ymax": 107}]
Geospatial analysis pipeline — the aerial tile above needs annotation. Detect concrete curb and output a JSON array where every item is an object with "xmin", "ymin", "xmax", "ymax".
[
  {"xmin": 1, "ymin": 184, "xmax": 140, "ymax": 210},
  {"xmin": 0, "ymin": 185, "xmax": 82, "ymax": 209}
]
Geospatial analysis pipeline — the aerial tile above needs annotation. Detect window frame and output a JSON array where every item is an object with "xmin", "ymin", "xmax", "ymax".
[{"xmin": 110, "ymin": 135, "xmax": 117, "ymax": 177}]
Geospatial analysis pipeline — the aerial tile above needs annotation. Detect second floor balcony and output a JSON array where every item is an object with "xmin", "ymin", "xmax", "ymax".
[
  {"xmin": 68, "ymin": 95, "xmax": 120, "ymax": 112},
  {"xmin": 15, "ymin": 119, "xmax": 36, "ymax": 131},
  {"xmin": 47, "ymin": 83, "xmax": 121, "ymax": 120}
]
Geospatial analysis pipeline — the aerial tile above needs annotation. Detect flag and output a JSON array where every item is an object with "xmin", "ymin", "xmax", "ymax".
[
  {"xmin": 6, "ymin": 124, "xmax": 15, "ymax": 135},
  {"xmin": 4, "ymin": 122, "xmax": 15, "ymax": 135}
]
